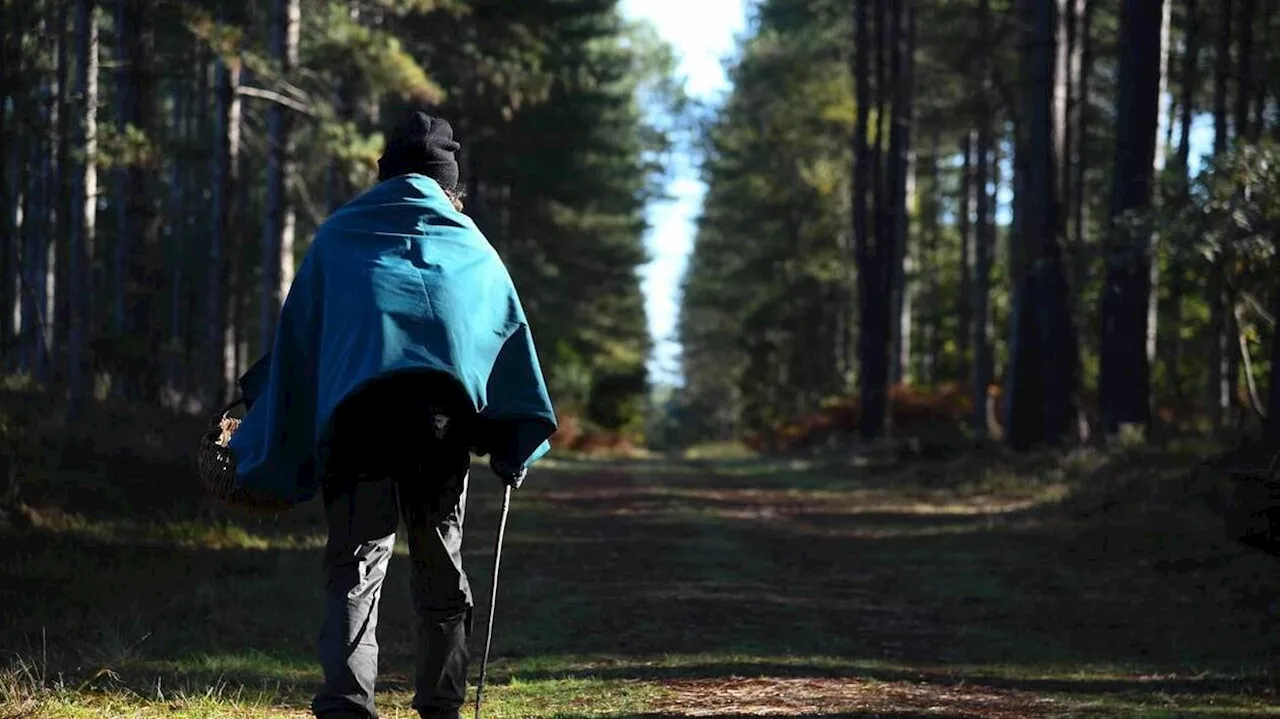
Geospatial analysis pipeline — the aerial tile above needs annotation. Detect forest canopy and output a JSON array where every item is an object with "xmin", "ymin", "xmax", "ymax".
[
  {"xmin": 676, "ymin": 0, "xmax": 1280, "ymax": 452},
  {"xmin": 1, "ymin": 0, "xmax": 682, "ymax": 446}
]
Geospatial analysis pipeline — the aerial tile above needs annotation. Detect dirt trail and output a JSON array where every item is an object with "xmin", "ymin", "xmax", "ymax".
[{"xmin": 513, "ymin": 457, "xmax": 1279, "ymax": 718}]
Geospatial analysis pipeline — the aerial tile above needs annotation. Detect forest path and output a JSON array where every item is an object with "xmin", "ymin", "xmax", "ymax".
[{"xmin": 2, "ymin": 452, "xmax": 1278, "ymax": 717}]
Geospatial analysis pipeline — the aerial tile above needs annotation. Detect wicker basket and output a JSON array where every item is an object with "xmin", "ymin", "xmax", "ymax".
[{"xmin": 197, "ymin": 398, "xmax": 293, "ymax": 512}]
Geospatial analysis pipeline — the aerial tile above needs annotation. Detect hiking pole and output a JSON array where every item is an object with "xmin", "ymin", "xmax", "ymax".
[{"xmin": 474, "ymin": 483, "xmax": 512, "ymax": 719}]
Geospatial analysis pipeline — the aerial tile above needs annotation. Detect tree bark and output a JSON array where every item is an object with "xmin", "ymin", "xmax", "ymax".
[
  {"xmin": 69, "ymin": 0, "xmax": 98, "ymax": 413},
  {"xmin": 118, "ymin": 0, "xmax": 163, "ymax": 400},
  {"xmin": 889, "ymin": 4, "xmax": 915, "ymax": 387},
  {"xmin": 924, "ymin": 127, "xmax": 941, "ymax": 385},
  {"xmin": 1098, "ymin": 0, "xmax": 1164, "ymax": 437},
  {"xmin": 1215, "ymin": 0, "xmax": 1234, "ymax": 154},
  {"xmin": 1237, "ymin": 0, "xmax": 1256, "ymax": 141},
  {"xmin": 129, "ymin": 0, "xmax": 162, "ymax": 399},
  {"xmin": 1148, "ymin": 0, "xmax": 1172, "ymax": 393},
  {"xmin": 167, "ymin": 79, "xmax": 186, "ymax": 391},
  {"xmin": 1070, "ymin": 0, "xmax": 1093, "ymax": 319},
  {"xmin": 27, "ymin": 11, "xmax": 53, "ymax": 378},
  {"xmin": 260, "ymin": 0, "xmax": 301, "ymax": 349},
  {"xmin": 1164, "ymin": 0, "xmax": 1198, "ymax": 405},
  {"xmin": 51, "ymin": 0, "xmax": 71, "ymax": 382},
  {"xmin": 1054, "ymin": 0, "xmax": 1071, "ymax": 245},
  {"xmin": 1211, "ymin": 0, "xmax": 1234, "ymax": 429},
  {"xmin": 1005, "ymin": 0, "xmax": 1079, "ymax": 449},
  {"xmin": 0, "ymin": 0, "xmax": 10, "ymax": 352},
  {"xmin": 112, "ymin": 0, "xmax": 128, "ymax": 336},
  {"xmin": 973, "ymin": 0, "xmax": 993, "ymax": 440},
  {"xmin": 858, "ymin": 0, "xmax": 894, "ymax": 441},
  {"xmin": 1265, "ymin": 288, "xmax": 1280, "ymax": 439},
  {"xmin": 958, "ymin": 131, "xmax": 973, "ymax": 380},
  {"xmin": 1256, "ymin": 0, "xmax": 1271, "ymax": 136},
  {"xmin": 853, "ymin": 0, "xmax": 871, "ymax": 437},
  {"xmin": 210, "ymin": 17, "xmax": 243, "ymax": 403}
]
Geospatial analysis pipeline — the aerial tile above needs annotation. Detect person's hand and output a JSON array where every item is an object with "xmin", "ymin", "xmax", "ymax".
[{"xmin": 490, "ymin": 457, "xmax": 527, "ymax": 489}]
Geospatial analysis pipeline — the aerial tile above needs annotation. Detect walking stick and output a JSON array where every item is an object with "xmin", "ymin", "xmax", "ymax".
[{"xmin": 474, "ymin": 483, "xmax": 512, "ymax": 719}]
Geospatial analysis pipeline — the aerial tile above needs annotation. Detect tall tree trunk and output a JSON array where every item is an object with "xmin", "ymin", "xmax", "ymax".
[
  {"xmin": 21, "ymin": 102, "xmax": 41, "ymax": 376},
  {"xmin": 1215, "ymin": 0, "xmax": 1234, "ymax": 155},
  {"xmin": 853, "ymin": 0, "xmax": 870, "ymax": 423},
  {"xmin": 1055, "ymin": 0, "xmax": 1072, "ymax": 245},
  {"xmin": 0, "ymin": 0, "xmax": 10, "ymax": 353},
  {"xmin": 69, "ymin": 0, "xmax": 98, "ymax": 414},
  {"xmin": 958, "ymin": 131, "xmax": 973, "ymax": 380},
  {"xmin": 233, "ymin": 68, "xmax": 254, "ymax": 389},
  {"xmin": 1005, "ymin": 0, "xmax": 1079, "ymax": 449},
  {"xmin": 112, "ymin": 0, "xmax": 129, "ymax": 337},
  {"xmin": 1265, "ymin": 288, "xmax": 1280, "ymax": 440},
  {"xmin": 29, "ymin": 11, "xmax": 57, "ymax": 381},
  {"xmin": 890, "ymin": 4, "xmax": 915, "ymax": 387},
  {"xmin": 16, "ymin": 150, "xmax": 28, "ymax": 372},
  {"xmin": 1211, "ymin": 0, "xmax": 1234, "ymax": 429},
  {"xmin": 895, "ymin": 149, "xmax": 915, "ymax": 386},
  {"xmin": 51, "ymin": 0, "xmax": 71, "ymax": 384},
  {"xmin": 973, "ymin": 0, "xmax": 994, "ymax": 440},
  {"xmin": 1147, "ymin": 0, "xmax": 1172, "ymax": 406},
  {"xmin": 988, "ymin": 123, "xmax": 1003, "ymax": 393},
  {"xmin": 1165, "ymin": 0, "xmax": 1198, "ymax": 405},
  {"xmin": 210, "ymin": 33, "xmax": 243, "ymax": 403},
  {"xmin": 167, "ymin": 79, "xmax": 186, "ymax": 391},
  {"xmin": 1179, "ymin": 0, "xmax": 1200, "ymax": 176},
  {"xmin": 28, "ymin": 12, "xmax": 52, "ymax": 378},
  {"xmin": 260, "ymin": 0, "xmax": 300, "ymax": 349},
  {"xmin": 924, "ymin": 127, "xmax": 941, "ymax": 384},
  {"xmin": 180, "ymin": 55, "xmax": 208, "ymax": 388},
  {"xmin": 1070, "ymin": 0, "xmax": 1093, "ymax": 320},
  {"xmin": 1052, "ymin": 0, "xmax": 1070, "ymax": 225},
  {"xmin": 1098, "ymin": 0, "xmax": 1165, "ymax": 437},
  {"xmin": 118, "ymin": 0, "xmax": 162, "ymax": 400},
  {"xmin": 1257, "ymin": 0, "xmax": 1271, "ymax": 135},
  {"xmin": 2, "ymin": 2, "xmax": 40, "ymax": 363},
  {"xmin": 859, "ymin": 0, "xmax": 893, "ymax": 441},
  {"xmin": 4, "ymin": 0, "xmax": 22, "ymax": 359},
  {"xmin": 1237, "ymin": 0, "xmax": 1257, "ymax": 141}
]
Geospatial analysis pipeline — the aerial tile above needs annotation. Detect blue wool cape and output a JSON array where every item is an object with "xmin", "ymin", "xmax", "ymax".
[{"xmin": 228, "ymin": 174, "xmax": 556, "ymax": 505}]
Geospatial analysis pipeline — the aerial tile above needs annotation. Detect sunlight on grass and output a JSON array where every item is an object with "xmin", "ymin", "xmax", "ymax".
[
  {"xmin": 479, "ymin": 677, "xmax": 659, "ymax": 717},
  {"xmin": 681, "ymin": 440, "xmax": 758, "ymax": 460},
  {"xmin": 137, "ymin": 653, "xmax": 317, "ymax": 685},
  {"xmin": 2, "ymin": 658, "xmax": 658, "ymax": 719},
  {"xmin": 9, "ymin": 509, "xmax": 325, "ymax": 551},
  {"xmin": 8, "ymin": 647, "xmax": 1277, "ymax": 718}
]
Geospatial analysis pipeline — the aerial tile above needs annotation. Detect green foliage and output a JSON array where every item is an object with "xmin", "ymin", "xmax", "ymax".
[
  {"xmin": 1187, "ymin": 143, "xmax": 1280, "ymax": 266},
  {"xmin": 3, "ymin": 0, "xmax": 671, "ymax": 435},
  {"xmin": 401, "ymin": 0, "xmax": 672, "ymax": 437},
  {"xmin": 1148, "ymin": 141, "xmax": 1280, "ymax": 414},
  {"xmin": 680, "ymin": 0, "xmax": 855, "ymax": 439},
  {"xmin": 94, "ymin": 123, "xmax": 158, "ymax": 170},
  {"xmin": 306, "ymin": 2, "xmax": 445, "ymax": 104}
]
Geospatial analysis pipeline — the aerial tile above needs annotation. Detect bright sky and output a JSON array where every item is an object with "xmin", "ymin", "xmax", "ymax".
[{"xmin": 620, "ymin": 0, "xmax": 748, "ymax": 387}]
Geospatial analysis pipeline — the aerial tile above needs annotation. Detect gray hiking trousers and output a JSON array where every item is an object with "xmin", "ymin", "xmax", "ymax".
[{"xmin": 311, "ymin": 407, "xmax": 474, "ymax": 719}]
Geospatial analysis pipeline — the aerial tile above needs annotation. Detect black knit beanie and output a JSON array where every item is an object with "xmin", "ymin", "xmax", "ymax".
[{"xmin": 377, "ymin": 112, "xmax": 460, "ymax": 191}]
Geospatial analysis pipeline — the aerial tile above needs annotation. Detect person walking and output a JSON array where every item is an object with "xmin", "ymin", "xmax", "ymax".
[{"xmin": 227, "ymin": 111, "xmax": 557, "ymax": 719}]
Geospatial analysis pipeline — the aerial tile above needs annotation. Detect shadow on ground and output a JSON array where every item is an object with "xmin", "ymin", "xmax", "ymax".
[{"xmin": 2, "ymin": 435, "xmax": 1278, "ymax": 716}]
